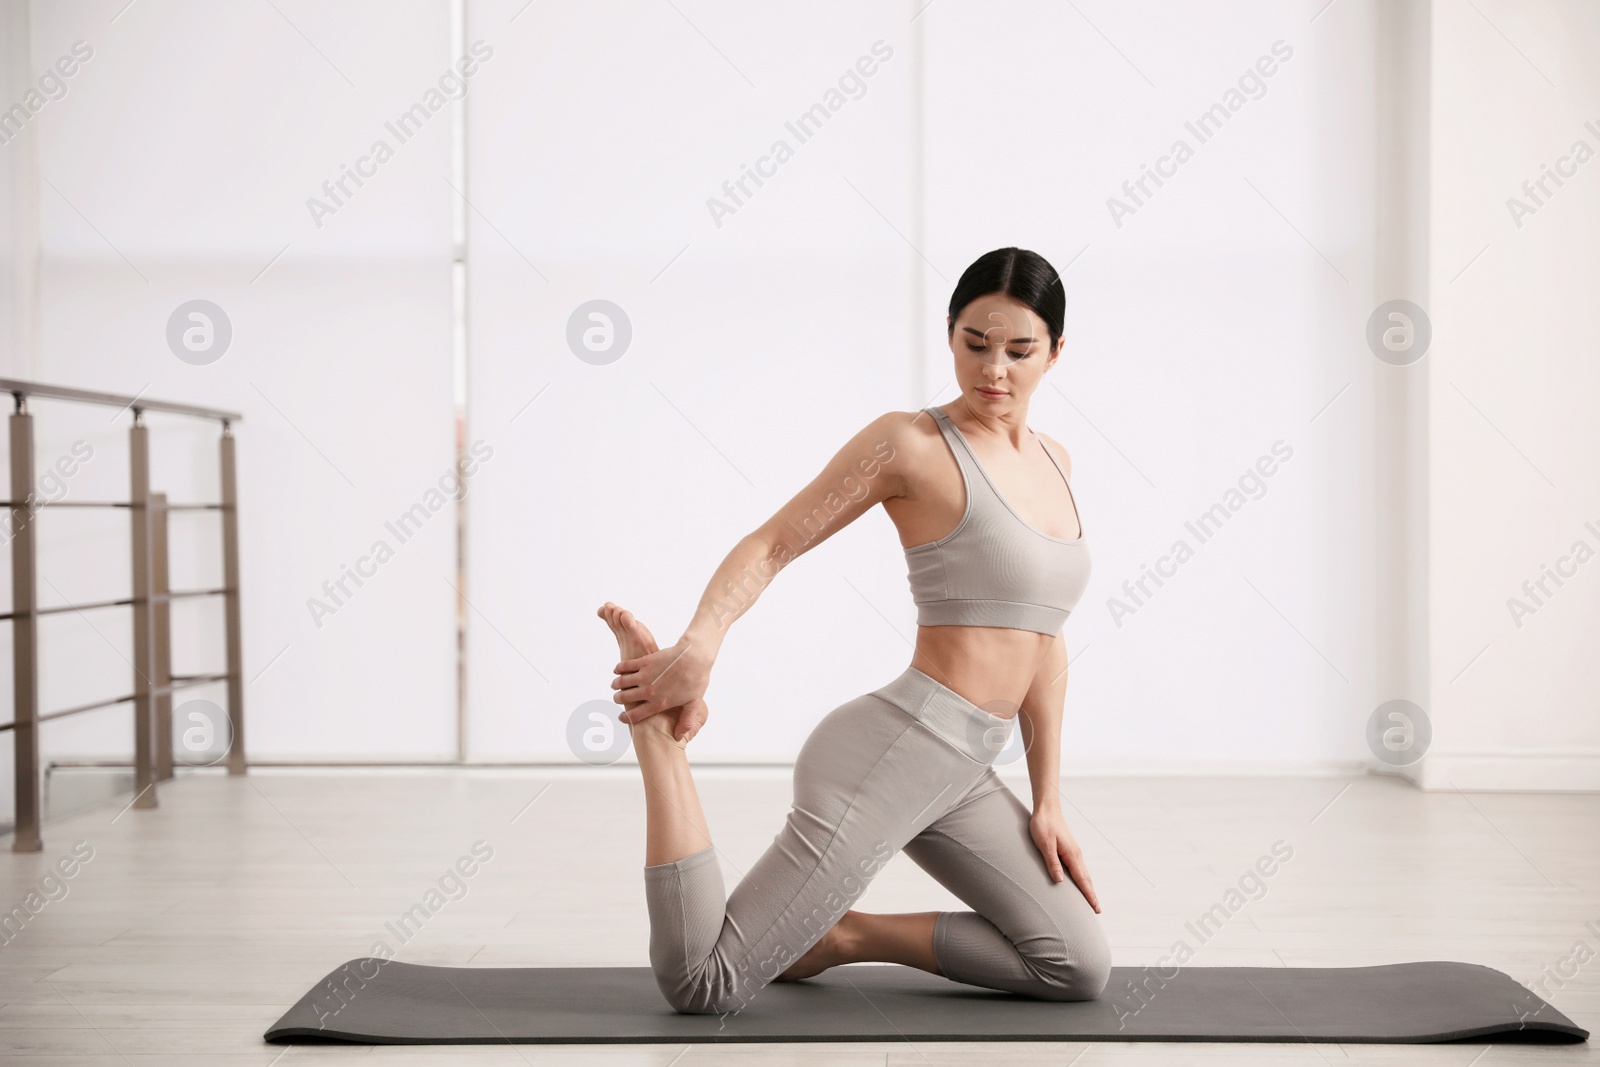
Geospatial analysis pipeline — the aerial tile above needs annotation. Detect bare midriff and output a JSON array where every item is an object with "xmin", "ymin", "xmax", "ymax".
[{"xmin": 909, "ymin": 624, "xmax": 1055, "ymax": 719}]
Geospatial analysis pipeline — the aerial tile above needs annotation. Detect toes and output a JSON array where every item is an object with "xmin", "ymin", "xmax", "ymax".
[{"xmin": 618, "ymin": 611, "xmax": 659, "ymax": 654}]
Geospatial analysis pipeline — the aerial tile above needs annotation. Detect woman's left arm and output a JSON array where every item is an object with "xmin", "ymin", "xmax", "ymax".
[{"xmin": 1018, "ymin": 632, "xmax": 1101, "ymax": 912}]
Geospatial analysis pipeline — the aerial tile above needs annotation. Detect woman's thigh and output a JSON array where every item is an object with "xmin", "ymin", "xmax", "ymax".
[
  {"xmin": 902, "ymin": 770, "xmax": 1109, "ymax": 977},
  {"xmin": 718, "ymin": 693, "xmax": 988, "ymax": 999}
]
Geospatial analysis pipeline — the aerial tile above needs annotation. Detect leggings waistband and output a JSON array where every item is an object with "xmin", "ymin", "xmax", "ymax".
[{"xmin": 869, "ymin": 666, "xmax": 1015, "ymax": 765}]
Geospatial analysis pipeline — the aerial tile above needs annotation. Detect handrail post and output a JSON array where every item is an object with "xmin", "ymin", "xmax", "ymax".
[
  {"xmin": 10, "ymin": 396, "xmax": 43, "ymax": 851},
  {"xmin": 152, "ymin": 491, "xmax": 172, "ymax": 781},
  {"xmin": 220, "ymin": 422, "xmax": 246, "ymax": 775},
  {"xmin": 128, "ymin": 413, "xmax": 158, "ymax": 809}
]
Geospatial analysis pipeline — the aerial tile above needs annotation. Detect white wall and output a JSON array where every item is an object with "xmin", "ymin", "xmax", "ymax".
[
  {"xmin": 916, "ymin": 1, "xmax": 1383, "ymax": 773},
  {"xmin": 461, "ymin": 0, "xmax": 918, "ymax": 762},
  {"xmin": 0, "ymin": 0, "xmax": 30, "ymax": 820},
  {"xmin": 462, "ymin": 0, "xmax": 1392, "ymax": 770},
  {"xmin": 1, "ymin": 0, "xmax": 39, "ymax": 379},
  {"xmin": 0, "ymin": 0, "xmax": 463, "ymax": 826},
  {"xmin": 1419, "ymin": 0, "xmax": 1600, "ymax": 790},
  {"xmin": 0, "ymin": 1, "xmax": 1591, "ymax": 789}
]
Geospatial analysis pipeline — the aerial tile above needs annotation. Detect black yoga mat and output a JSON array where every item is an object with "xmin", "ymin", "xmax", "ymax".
[{"xmin": 265, "ymin": 958, "xmax": 1589, "ymax": 1045}]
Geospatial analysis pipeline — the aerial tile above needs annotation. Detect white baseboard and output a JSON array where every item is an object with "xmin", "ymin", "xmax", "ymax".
[
  {"xmin": 611, "ymin": 756, "xmax": 1372, "ymax": 778},
  {"xmin": 1053, "ymin": 758, "xmax": 1372, "ymax": 779},
  {"xmin": 75, "ymin": 754, "xmax": 1600, "ymax": 793},
  {"xmin": 1417, "ymin": 751, "xmax": 1600, "ymax": 792}
]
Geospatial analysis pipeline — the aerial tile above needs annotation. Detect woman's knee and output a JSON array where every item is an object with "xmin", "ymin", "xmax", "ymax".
[
  {"xmin": 1026, "ymin": 927, "xmax": 1113, "ymax": 1001},
  {"xmin": 663, "ymin": 985, "xmax": 741, "ymax": 1016},
  {"xmin": 654, "ymin": 955, "xmax": 760, "ymax": 1016},
  {"xmin": 1035, "ymin": 954, "xmax": 1112, "ymax": 1001},
  {"xmin": 657, "ymin": 973, "xmax": 740, "ymax": 1015}
]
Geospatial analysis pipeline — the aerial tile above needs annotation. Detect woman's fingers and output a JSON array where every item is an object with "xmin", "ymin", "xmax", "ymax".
[
  {"xmin": 612, "ymin": 653, "xmax": 671, "ymax": 702},
  {"xmin": 615, "ymin": 686, "xmax": 664, "ymax": 718},
  {"xmin": 612, "ymin": 675, "xmax": 662, "ymax": 703},
  {"xmin": 1032, "ymin": 827, "xmax": 1067, "ymax": 884},
  {"xmin": 676, "ymin": 699, "xmax": 710, "ymax": 743},
  {"xmin": 1064, "ymin": 849, "xmax": 1101, "ymax": 913},
  {"xmin": 614, "ymin": 650, "xmax": 670, "ymax": 679},
  {"xmin": 612, "ymin": 644, "xmax": 710, "ymax": 734},
  {"xmin": 619, "ymin": 702, "xmax": 661, "ymax": 724},
  {"xmin": 1045, "ymin": 846, "xmax": 1066, "ymax": 884},
  {"xmin": 613, "ymin": 678, "xmax": 646, "ymax": 698}
]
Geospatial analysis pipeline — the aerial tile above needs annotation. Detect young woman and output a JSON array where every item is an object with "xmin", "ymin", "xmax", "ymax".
[{"xmin": 597, "ymin": 246, "xmax": 1109, "ymax": 1015}]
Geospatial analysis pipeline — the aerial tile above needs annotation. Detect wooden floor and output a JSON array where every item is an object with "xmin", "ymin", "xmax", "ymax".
[{"xmin": 0, "ymin": 768, "xmax": 1595, "ymax": 1065}]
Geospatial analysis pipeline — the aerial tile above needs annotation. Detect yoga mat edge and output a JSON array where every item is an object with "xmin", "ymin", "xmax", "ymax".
[{"xmin": 264, "ymin": 958, "xmax": 1591, "ymax": 1046}]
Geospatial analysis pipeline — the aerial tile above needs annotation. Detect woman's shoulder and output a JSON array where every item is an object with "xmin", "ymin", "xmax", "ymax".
[
  {"xmin": 854, "ymin": 408, "xmax": 945, "ymax": 459},
  {"xmin": 860, "ymin": 407, "xmax": 947, "ymax": 440},
  {"xmin": 1034, "ymin": 430, "xmax": 1074, "ymax": 479}
]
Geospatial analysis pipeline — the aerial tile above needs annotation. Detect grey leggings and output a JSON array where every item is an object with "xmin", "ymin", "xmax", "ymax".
[{"xmin": 642, "ymin": 665, "xmax": 1112, "ymax": 1015}]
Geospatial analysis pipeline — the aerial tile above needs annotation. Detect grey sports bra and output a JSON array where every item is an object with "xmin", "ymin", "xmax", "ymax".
[{"xmin": 904, "ymin": 406, "xmax": 1091, "ymax": 636}]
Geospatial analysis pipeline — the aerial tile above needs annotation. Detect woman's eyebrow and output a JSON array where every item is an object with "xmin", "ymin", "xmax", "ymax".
[{"xmin": 961, "ymin": 326, "xmax": 1035, "ymax": 344}]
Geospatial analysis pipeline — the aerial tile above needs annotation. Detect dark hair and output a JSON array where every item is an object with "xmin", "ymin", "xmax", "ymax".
[{"xmin": 946, "ymin": 247, "xmax": 1065, "ymax": 350}]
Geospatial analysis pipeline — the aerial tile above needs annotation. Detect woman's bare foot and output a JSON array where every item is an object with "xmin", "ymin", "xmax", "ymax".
[
  {"xmin": 597, "ymin": 602, "xmax": 714, "ymax": 866},
  {"xmin": 775, "ymin": 910, "xmax": 862, "ymax": 981},
  {"xmin": 597, "ymin": 602, "xmax": 696, "ymax": 747}
]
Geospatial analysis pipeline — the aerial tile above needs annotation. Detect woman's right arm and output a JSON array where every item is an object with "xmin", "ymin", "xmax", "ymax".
[{"xmin": 611, "ymin": 412, "xmax": 913, "ymax": 732}]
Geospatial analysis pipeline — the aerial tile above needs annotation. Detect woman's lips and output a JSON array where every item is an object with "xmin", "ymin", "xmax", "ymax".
[{"xmin": 977, "ymin": 387, "xmax": 1007, "ymax": 398}]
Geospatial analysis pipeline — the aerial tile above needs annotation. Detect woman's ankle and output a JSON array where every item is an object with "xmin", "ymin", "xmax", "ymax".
[
  {"xmin": 630, "ymin": 710, "xmax": 685, "ymax": 750},
  {"xmin": 831, "ymin": 910, "xmax": 866, "ymax": 964}
]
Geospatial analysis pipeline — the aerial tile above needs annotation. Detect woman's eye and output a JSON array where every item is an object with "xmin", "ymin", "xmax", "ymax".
[{"xmin": 966, "ymin": 343, "xmax": 1029, "ymax": 359}]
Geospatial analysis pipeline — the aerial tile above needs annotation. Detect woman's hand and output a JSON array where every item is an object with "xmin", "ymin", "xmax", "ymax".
[
  {"xmin": 613, "ymin": 637, "xmax": 712, "ymax": 730},
  {"xmin": 1029, "ymin": 805, "xmax": 1101, "ymax": 913},
  {"xmin": 670, "ymin": 697, "xmax": 709, "ymax": 745}
]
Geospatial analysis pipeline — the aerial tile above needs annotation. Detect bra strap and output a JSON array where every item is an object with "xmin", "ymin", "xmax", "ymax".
[{"xmin": 925, "ymin": 407, "xmax": 993, "ymax": 504}]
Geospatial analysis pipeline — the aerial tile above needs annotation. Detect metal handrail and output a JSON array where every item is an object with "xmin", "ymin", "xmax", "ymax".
[
  {"xmin": 0, "ymin": 500, "xmax": 225, "ymax": 509},
  {"xmin": 11, "ymin": 675, "xmax": 235, "ymax": 729},
  {"xmin": 0, "ymin": 377, "xmax": 241, "ymax": 422},
  {"xmin": 0, "ymin": 589, "xmax": 229, "ymax": 624},
  {"xmin": 6, "ymin": 378, "xmax": 246, "ymax": 852}
]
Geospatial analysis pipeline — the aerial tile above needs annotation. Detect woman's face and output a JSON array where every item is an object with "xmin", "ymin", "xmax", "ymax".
[{"xmin": 947, "ymin": 293, "xmax": 1061, "ymax": 412}]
